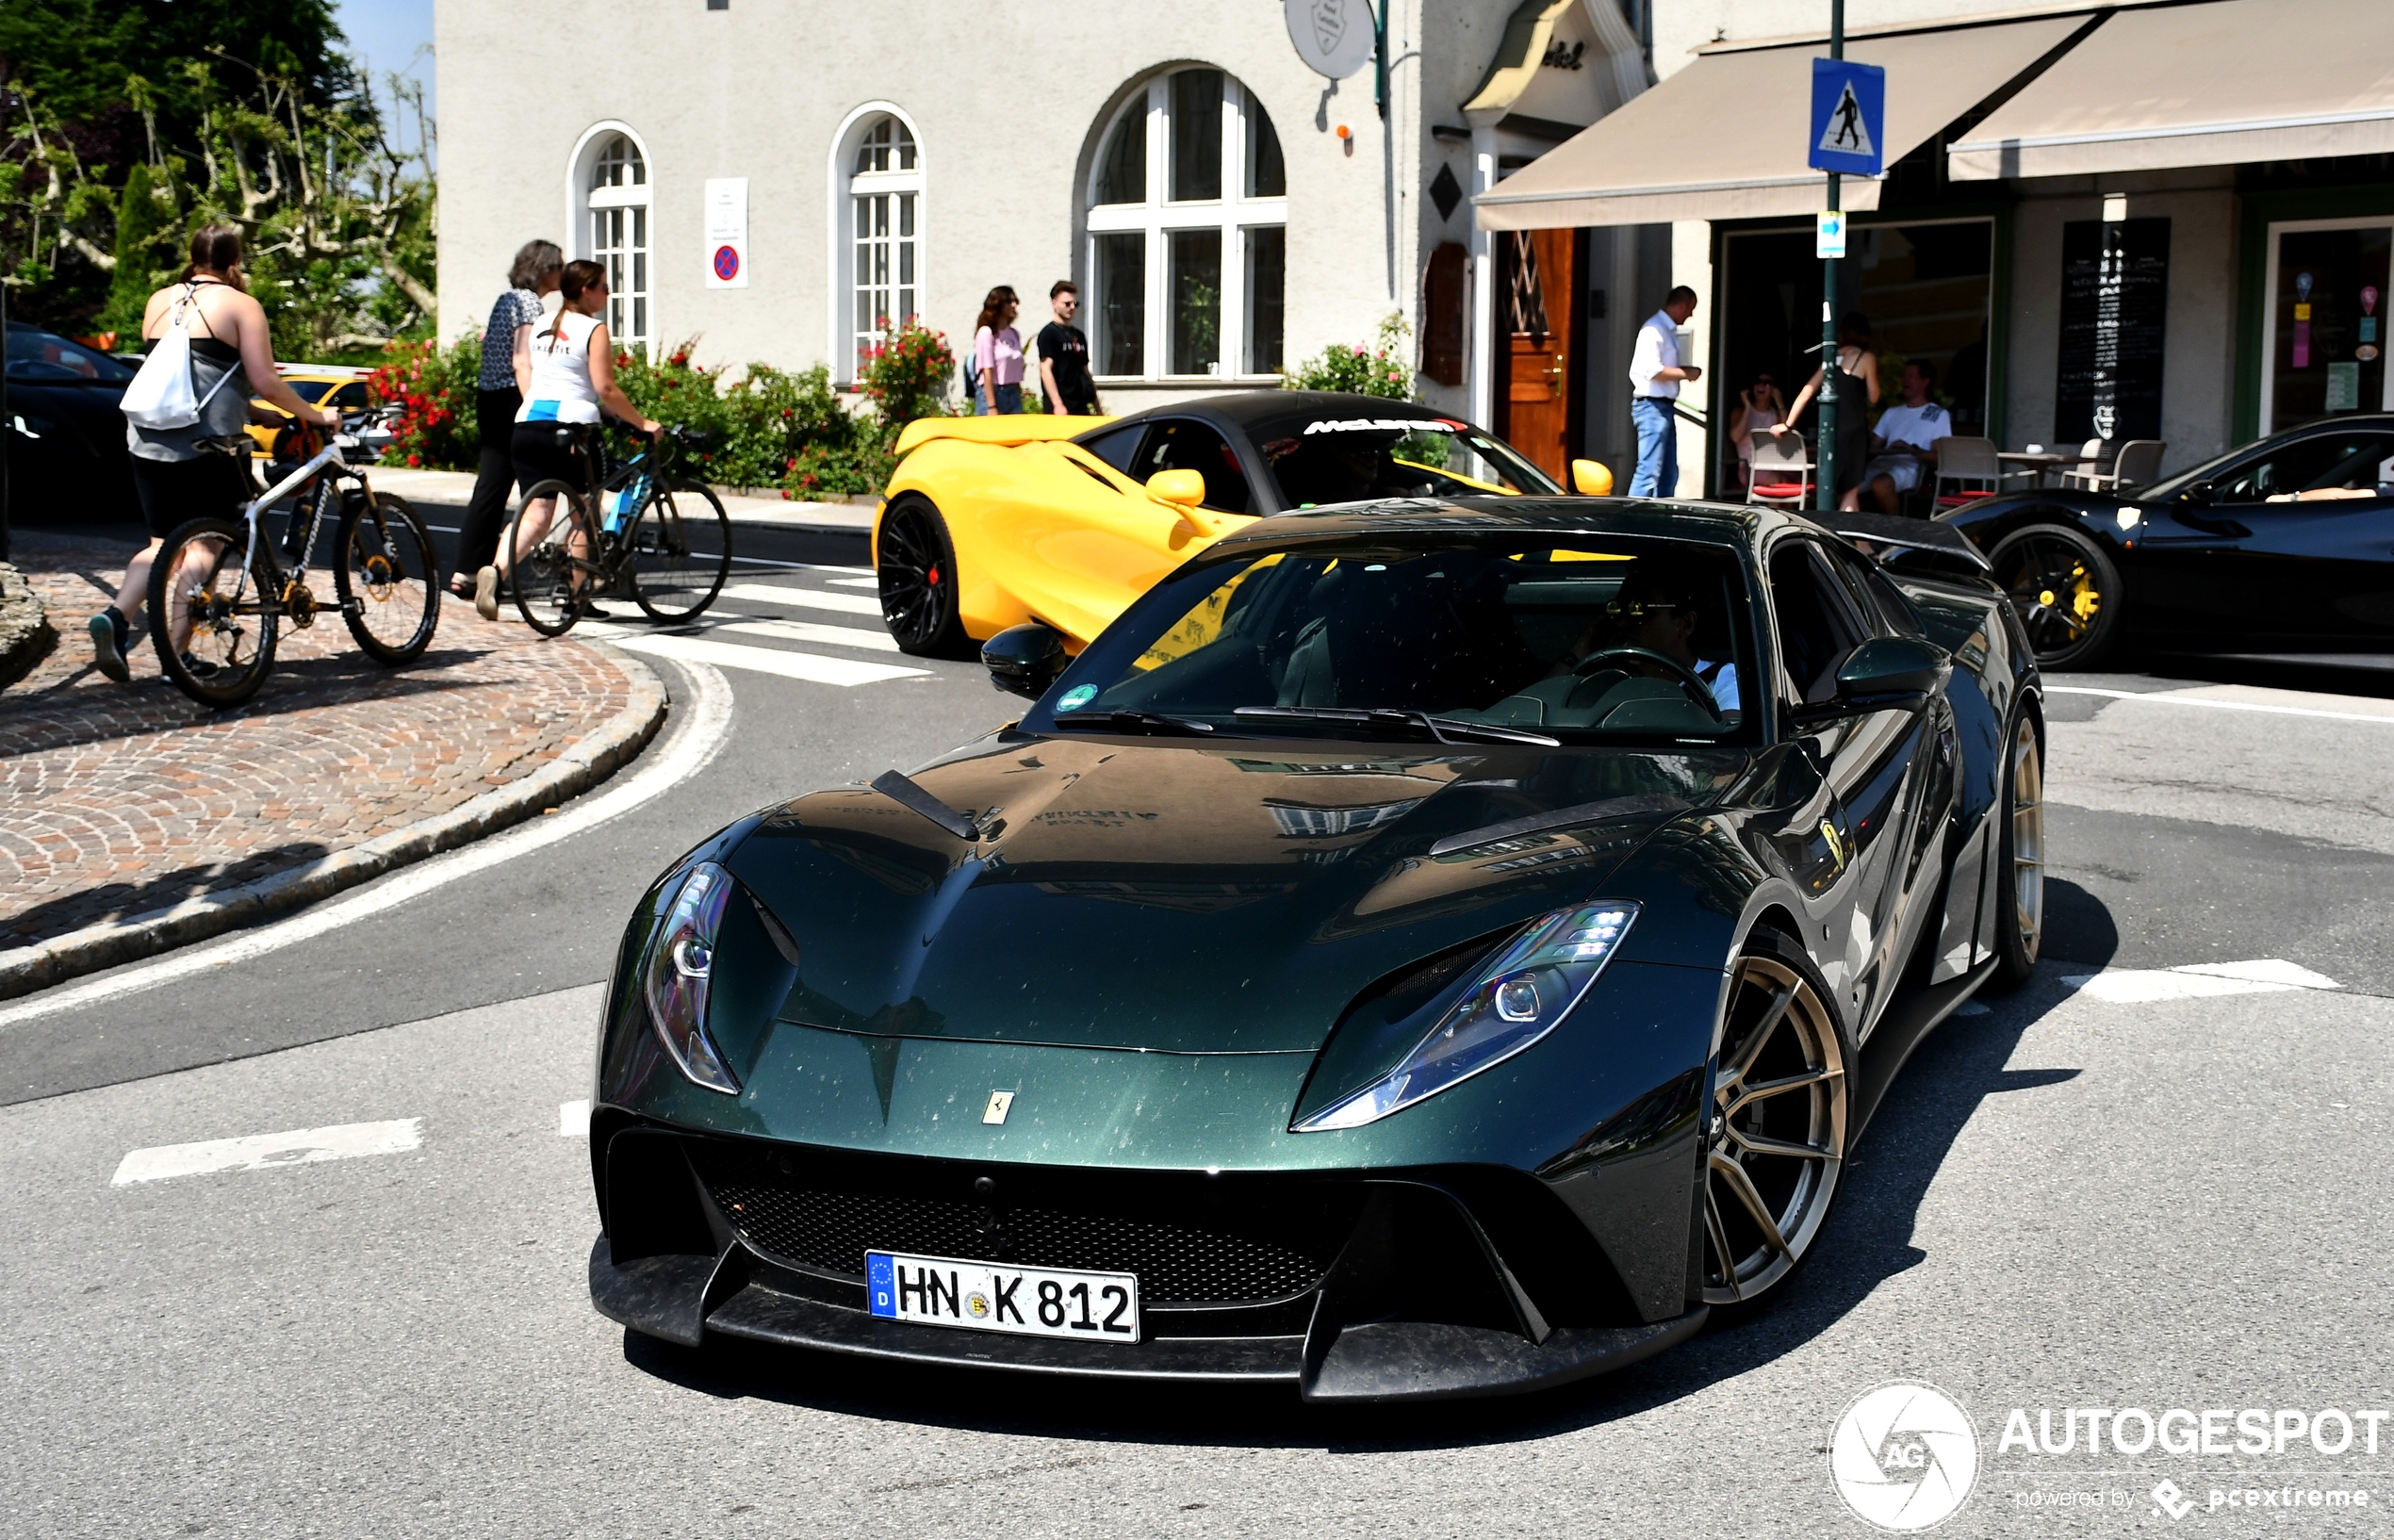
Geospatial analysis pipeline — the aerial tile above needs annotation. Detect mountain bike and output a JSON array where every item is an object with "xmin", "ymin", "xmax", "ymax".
[
  {"xmin": 146, "ymin": 413, "xmax": 440, "ymax": 709},
  {"xmin": 500, "ymin": 423, "xmax": 731, "ymax": 637}
]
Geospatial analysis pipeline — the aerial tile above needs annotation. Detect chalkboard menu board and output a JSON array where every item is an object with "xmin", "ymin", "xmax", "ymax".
[{"xmin": 2056, "ymin": 217, "xmax": 2170, "ymax": 443}]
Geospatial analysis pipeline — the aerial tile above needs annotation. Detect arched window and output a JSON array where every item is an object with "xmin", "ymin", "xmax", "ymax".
[
  {"xmin": 583, "ymin": 131, "xmax": 651, "ymax": 352},
  {"xmin": 1087, "ymin": 69, "xmax": 1287, "ymax": 381},
  {"xmin": 843, "ymin": 112, "xmax": 923, "ymax": 376}
]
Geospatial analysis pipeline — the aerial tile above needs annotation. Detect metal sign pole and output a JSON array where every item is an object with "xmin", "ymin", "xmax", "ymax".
[{"xmin": 1817, "ymin": 0, "xmax": 1843, "ymax": 516}]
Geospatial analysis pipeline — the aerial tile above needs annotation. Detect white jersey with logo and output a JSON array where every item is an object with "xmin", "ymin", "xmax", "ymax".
[{"xmin": 517, "ymin": 308, "xmax": 603, "ymax": 424}]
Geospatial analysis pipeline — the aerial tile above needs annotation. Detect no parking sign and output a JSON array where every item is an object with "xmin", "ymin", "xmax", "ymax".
[{"xmin": 704, "ymin": 177, "xmax": 748, "ymax": 289}]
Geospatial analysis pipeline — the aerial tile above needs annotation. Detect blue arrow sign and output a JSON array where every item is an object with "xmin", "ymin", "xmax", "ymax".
[{"xmin": 1809, "ymin": 58, "xmax": 1886, "ymax": 177}]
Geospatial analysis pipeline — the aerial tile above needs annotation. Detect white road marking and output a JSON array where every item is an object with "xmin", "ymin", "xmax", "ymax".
[
  {"xmin": 112, "ymin": 1119, "xmax": 422, "ymax": 1186},
  {"xmin": 2062, "ymin": 958, "xmax": 2342, "ymax": 1004},
  {"xmin": 717, "ymin": 618, "xmax": 902, "ymax": 653},
  {"xmin": 0, "ymin": 661, "xmax": 735, "ymax": 1027},
  {"xmin": 559, "ymin": 1099, "xmax": 591, "ymax": 1137},
  {"xmin": 828, "ymin": 575, "xmax": 881, "ymax": 587},
  {"xmin": 2047, "ymin": 686, "xmax": 2394, "ymax": 727},
  {"xmin": 715, "ymin": 582, "xmax": 883, "ymax": 616},
  {"xmin": 603, "ymin": 632, "xmax": 926, "ymax": 685}
]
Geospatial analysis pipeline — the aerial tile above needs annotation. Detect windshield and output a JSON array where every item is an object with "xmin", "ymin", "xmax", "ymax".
[
  {"xmin": 1246, "ymin": 410, "xmax": 1562, "ymax": 507},
  {"xmin": 1028, "ymin": 532, "xmax": 1761, "ymax": 746},
  {"xmin": 5, "ymin": 328, "xmax": 135, "ymax": 384}
]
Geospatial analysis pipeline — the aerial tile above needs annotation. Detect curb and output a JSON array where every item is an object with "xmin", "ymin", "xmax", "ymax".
[
  {"xmin": 0, "ymin": 648, "xmax": 671, "ymax": 1003},
  {"xmin": 0, "ymin": 562, "xmax": 58, "ymax": 693}
]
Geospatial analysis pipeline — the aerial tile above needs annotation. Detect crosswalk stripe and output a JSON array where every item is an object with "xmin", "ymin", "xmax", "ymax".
[
  {"xmin": 717, "ymin": 582, "xmax": 882, "ymax": 616},
  {"xmin": 604, "ymin": 631, "xmax": 928, "ymax": 685},
  {"xmin": 113, "ymin": 1119, "xmax": 424, "ymax": 1185},
  {"xmin": 717, "ymin": 618, "xmax": 902, "ymax": 653},
  {"xmin": 827, "ymin": 576, "xmax": 882, "ymax": 588}
]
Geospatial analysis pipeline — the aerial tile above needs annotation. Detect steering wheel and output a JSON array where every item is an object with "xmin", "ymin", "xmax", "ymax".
[{"xmin": 1571, "ymin": 645, "xmax": 1725, "ymax": 721}]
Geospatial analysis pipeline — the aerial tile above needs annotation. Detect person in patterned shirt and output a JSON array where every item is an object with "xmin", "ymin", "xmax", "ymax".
[{"xmin": 450, "ymin": 240, "xmax": 563, "ymax": 605}]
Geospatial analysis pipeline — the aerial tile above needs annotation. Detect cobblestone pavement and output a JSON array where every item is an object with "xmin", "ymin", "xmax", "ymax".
[{"xmin": 0, "ymin": 532, "xmax": 642, "ymax": 958}]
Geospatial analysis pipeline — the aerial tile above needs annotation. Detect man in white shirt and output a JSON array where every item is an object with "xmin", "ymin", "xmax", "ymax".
[
  {"xmin": 1863, "ymin": 358, "xmax": 1953, "ymax": 515},
  {"xmin": 1627, "ymin": 286, "xmax": 1701, "ymax": 498}
]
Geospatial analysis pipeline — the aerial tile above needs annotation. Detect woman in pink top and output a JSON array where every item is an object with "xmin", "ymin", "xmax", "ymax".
[{"xmin": 972, "ymin": 286, "xmax": 1024, "ymax": 415}]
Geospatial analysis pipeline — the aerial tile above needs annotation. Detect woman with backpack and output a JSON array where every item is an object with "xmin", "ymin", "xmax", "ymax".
[
  {"xmin": 971, "ymin": 287, "xmax": 1024, "ymax": 415},
  {"xmin": 92, "ymin": 224, "xmax": 341, "ymax": 684}
]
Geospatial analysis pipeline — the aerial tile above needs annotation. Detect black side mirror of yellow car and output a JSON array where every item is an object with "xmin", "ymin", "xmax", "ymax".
[
  {"xmin": 1570, "ymin": 459, "xmax": 1614, "ymax": 496},
  {"xmin": 983, "ymin": 624, "xmax": 1070, "ymax": 699}
]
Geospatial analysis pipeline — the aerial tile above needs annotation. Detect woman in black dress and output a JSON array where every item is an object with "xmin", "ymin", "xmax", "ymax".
[{"xmin": 1772, "ymin": 312, "xmax": 1882, "ymax": 511}]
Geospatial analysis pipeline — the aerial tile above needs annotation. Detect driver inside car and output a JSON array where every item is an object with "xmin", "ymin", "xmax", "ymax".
[{"xmin": 1554, "ymin": 560, "xmax": 1742, "ymax": 715}]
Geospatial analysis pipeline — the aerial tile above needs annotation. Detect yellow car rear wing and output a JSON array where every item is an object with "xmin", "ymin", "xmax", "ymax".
[{"xmin": 894, "ymin": 414, "xmax": 1116, "ymax": 456}]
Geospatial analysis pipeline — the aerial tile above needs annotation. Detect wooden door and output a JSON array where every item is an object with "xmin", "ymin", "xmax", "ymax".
[{"xmin": 1494, "ymin": 228, "xmax": 1577, "ymax": 481}]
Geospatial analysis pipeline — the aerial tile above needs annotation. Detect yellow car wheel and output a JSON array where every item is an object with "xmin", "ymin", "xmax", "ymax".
[
  {"xmin": 1991, "ymin": 523, "xmax": 2122, "ymax": 669},
  {"xmin": 877, "ymin": 495, "xmax": 968, "ymax": 658}
]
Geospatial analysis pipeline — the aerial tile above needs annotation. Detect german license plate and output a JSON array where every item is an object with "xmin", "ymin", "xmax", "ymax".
[{"xmin": 866, "ymin": 1251, "xmax": 1140, "ymax": 1342}]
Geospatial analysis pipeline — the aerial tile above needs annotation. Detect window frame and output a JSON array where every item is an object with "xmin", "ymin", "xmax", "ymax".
[
  {"xmin": 566, "ymin": 122, "xmax": 655, "ymax": 356},
  {"xmin": 828, "ymin": 103, "xmax": 927, "ymax": 387},
  {"xmin": 2257, "ymin": 216, "xmax": 2394, "ymax": 434},
  {"xmin": 1086, "ymin": 71, "xmax": 1288, "ymax": 385}
]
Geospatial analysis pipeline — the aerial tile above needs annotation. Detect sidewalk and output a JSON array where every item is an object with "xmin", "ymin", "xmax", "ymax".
[
  {"xmin": 0, "ymin": 530, "xmax": 667, "ymax": 999},
  {"xmin": 366, "ymin": 467, "xmax": 877, "ymax": 532}
]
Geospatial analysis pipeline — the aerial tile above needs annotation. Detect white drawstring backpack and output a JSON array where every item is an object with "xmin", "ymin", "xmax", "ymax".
[{"xmin": 119, "ymin": 283, "xmax": 239, "ymax": 431}]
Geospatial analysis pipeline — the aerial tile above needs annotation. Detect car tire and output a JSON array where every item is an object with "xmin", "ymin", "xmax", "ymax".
[
  {"xmin": 1699, "ymin": 926, "xmax": 1853, "ymax": 1317},
  {"xmin": 877, "ymin": 494, "xmax": 969, "ymax": 658},
  {"xmin": 1990, "ymin": 522, "xmax": 2122, "ymax": 669},
  {"xmin": 1987, "ymin": 713, "xmax": 2045, "ymax": 992}
]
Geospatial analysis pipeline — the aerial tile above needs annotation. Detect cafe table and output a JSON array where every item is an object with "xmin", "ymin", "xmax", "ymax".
[{"xmin": 1995, "ymin": 450, "xmax": 2097, "ymax": 488}]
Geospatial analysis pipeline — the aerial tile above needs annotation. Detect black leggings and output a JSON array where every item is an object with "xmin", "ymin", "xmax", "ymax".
[
  {"xmin": 454, "ymin": 387, "xmax": 521, "ymax": 579},
  {"xmin": 130, "ymin": 452, "xmax": 247, "ymax": 540}
]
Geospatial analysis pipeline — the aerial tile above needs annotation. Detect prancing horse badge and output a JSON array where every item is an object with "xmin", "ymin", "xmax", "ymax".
[{"xmin": 982, "ymin": 1090, "xmax": 1015, "ymax": 1125}]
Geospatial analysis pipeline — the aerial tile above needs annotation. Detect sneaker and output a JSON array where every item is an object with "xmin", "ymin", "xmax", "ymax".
[
  {"xmin": 89, "ymin": 610, "xmax": 131, "ymax": 684},
  {"xmin": 180, "ymin": 651, "xmax": 221, "ymax": 681},
  {"xmin": 577, "ymin": 599, "xmax": 615, "ymax": 620},
  {"xmin": 473, "ymin": 565, "xmax": 501, "ymax": 622}
]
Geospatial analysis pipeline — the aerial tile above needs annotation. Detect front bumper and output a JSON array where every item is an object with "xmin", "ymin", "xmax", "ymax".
[{"xmin": 587, "ymin": 1121, "xmax": 1706, "ymax": 1402}]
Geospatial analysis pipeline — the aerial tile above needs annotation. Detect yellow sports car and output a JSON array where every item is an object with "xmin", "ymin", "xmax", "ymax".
[
  {"xmin": 244, "ymin": 368, "xmax": 374, "ymax": 456},
  {"xmin": 872, "ymin": 390, "xmax": 1613, "ymax": 656}
]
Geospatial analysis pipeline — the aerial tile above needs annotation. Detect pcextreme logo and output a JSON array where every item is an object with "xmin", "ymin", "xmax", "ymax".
[{"xmin": 1829, "ymin": 1381, "xmax": 1982, "ymax": 1532}]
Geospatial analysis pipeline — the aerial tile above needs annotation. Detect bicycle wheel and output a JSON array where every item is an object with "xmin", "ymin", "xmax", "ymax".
[
  {"xmin": 335, "ymin": 489, "xmax": 440, "ymax": 664},
  {"xmin": 147, "ymin": 516, "xmax": 278, "ymax": 709},
  {"xmin": 504, "ymin": 479, "xmax": 593, "ymax": 637},
  {"xmin": 629, "ymin": 478, "xmax": 733, "ymax": 622}
]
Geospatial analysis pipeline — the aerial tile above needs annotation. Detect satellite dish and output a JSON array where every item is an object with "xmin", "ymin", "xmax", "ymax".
[{"xmin": 1286, "ymin": 0, "xmax": 1375, "ymax": 80}]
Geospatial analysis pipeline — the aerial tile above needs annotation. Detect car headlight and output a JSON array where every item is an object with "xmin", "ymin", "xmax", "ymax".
[
  {"xmin": 642, "ymin": 861, "xmax": 741, "ymax": 1094},
  {"xmin": 1293, "ymin": 902, "xmax": 1639, "ymax": 1132}
]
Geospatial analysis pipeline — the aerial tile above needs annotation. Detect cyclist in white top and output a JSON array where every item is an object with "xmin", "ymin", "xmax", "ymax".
[{"xmin": 477, "ymin": 258, "xmax": 659, "ymax": 620}]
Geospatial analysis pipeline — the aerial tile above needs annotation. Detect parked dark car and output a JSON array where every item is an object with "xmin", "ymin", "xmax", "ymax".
[
  {"xmin": 586, "ymin": 497, "xmax": 2045, "ymax": 1401},
  {"xmin": 1939, "ymin": 414, "xmax": 2394, "ymax": 667},
  {"xmin": 6, "ymin": 325, "xmax": 140, "ymax": 524}
]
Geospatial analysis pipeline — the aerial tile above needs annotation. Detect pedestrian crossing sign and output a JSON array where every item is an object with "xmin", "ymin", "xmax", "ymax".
[{"xmin": 1809, "ymin": 58, "xmax": 1886, "ymax": 177}]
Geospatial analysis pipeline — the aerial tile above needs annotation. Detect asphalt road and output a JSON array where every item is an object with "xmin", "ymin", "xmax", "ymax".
[{"xmin": 7, "ymin": 556, "xmax": 2394, "ymax": 1536}]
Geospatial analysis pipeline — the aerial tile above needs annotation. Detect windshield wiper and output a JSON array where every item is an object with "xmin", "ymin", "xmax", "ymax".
[
  {"xmin": 1048, "ymin": 709, "xmax": 1216, "ymax": 736},
  {"xmin": 1232, "ymin": 706, "xmax": 1559, "ymax": 746}
]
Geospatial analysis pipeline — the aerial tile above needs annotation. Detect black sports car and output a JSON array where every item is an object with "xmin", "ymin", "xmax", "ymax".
[
  {"xmin": 6, "ymin": 325, "xmax": 140, "ymax": 524},
  {"xmin": 588, "ymin": 498, "xmax": 2045, "ymax": 1401},
  {"xmin": 1940, "ymin": 414, "xmax": 2394, "ymax": 667}
]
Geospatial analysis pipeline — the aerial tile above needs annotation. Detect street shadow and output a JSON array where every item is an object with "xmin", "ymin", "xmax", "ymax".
[
  {"xmin": 615, "ymin": 908, "xmax": 2112, "ymax": 1452},
  {"xmin": 2039, "ymin": 878, "xmax": 2117, "ymax": 969},
  {"xmin": 2131, "ymin": 650, "xmax": 2394, "ymax": 701},
  {"xmin": 2, "ymin": 843, "xmax": 333, "ymax": 950}
]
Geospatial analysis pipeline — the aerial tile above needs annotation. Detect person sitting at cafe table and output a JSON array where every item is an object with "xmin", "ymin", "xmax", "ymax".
[{"xmin": 1861, "ymin": 357, "xmax": 1951, "ymax": 516}]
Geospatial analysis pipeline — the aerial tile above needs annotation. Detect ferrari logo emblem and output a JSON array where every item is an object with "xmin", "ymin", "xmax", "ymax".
[{"xmin": 982, "ymin": 1090, "xmax": 1014, "ymax": 1125}]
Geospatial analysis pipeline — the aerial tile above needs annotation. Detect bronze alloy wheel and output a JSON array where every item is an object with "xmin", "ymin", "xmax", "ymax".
[
  {"xmin": 877, "ymin": 496, "xmax": 968, "ymax": 657},
  {"xmin": 1991, "ymin": 719, "xmax": 2046, "ymax": 990},
  {"xmin": 1702, "ymin": 946, "xmax": 1848, "ymax": 1307}
]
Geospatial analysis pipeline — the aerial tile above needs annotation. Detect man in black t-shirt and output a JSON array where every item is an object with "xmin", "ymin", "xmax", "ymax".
[{"xmin": 1036, "ymin": 279, "xmax": 1100, "ymax": 416}]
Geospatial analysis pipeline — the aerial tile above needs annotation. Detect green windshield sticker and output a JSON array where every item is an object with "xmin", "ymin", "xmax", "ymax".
[{"xmin": 1057, "ymin": 684, "xmax": 1098, "ymax": 712}]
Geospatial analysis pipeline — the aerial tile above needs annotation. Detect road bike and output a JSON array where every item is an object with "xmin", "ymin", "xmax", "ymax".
[
  {"xmin": 146, "ymin": 413, "xmax": 440, "ymax": 709},
  {"xmin": 500, "ymin": 423, "xmax": 731, "ymax": 637}
]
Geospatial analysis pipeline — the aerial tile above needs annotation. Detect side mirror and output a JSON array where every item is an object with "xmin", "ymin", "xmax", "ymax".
[
  {"xmin": 981, "ymin": 623, "xmax": 1069, "ymax": 699},
  {"xmin": 1832, "ymin": 636, "xmax": 1950, "ymax": 711},
  {"xmin": 1570, "ymin": 458, "xmax": 1614, "ymax": 496},
  {"xmin": 1146, "ymin": 468, "xmax": 1205, "ymax": 506}
]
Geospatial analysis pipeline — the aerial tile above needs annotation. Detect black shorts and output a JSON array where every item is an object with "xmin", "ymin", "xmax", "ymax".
[
  {"xmin": 511, "ymin": 420, "xmax": 592, "ymax": 492},
  {"xmin": 130, "ymin": 452, "xmax": 248, "ymax": 540}
]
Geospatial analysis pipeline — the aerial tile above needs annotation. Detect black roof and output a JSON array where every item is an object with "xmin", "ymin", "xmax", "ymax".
[
  {"xmin": 1090, "ymin": 390, "xmax": 1463, "ymax": 434},
  {"xmin": 1212, "ymin": 495, "xmax": 1766, "ymax": 549}
]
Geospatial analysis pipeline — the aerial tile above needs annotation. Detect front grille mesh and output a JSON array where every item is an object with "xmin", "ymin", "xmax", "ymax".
[{"xmin": 705, "ymin": 1179, "xmax": 1332, "ymax": 1305}]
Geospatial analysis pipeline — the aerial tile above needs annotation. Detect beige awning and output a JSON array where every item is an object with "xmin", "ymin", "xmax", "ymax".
[
  {"xmin": 1949, "ymin": 0, "xmax": 2394, "ymax": 179},
  {"xmin": 1476, "ymin": 14, "xmax": 2088, "ymax": 230}
]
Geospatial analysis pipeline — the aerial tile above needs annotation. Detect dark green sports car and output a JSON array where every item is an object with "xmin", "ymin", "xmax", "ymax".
[{"xmin": 588, "ymin": 497, "xmax": 2046, "ymax": 1401}]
